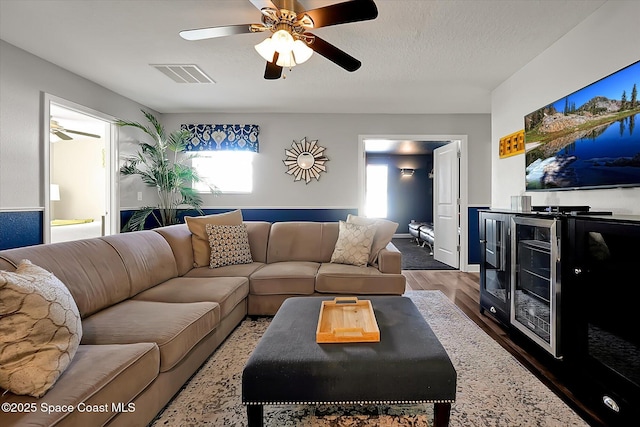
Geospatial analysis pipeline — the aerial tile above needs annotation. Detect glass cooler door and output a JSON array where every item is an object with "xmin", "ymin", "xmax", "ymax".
[
  {"xmin": 483, "ymin": 216, "xmax": 508, "ymax": 303},
  {"xmin": 511, "ymin": 216, "xmax": 561, "ymax": 358}
]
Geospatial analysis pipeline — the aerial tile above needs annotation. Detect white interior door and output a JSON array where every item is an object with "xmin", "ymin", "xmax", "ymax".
[{"xmin": 433, "ymin": 141, "xmax": 460, "ymax": 268}]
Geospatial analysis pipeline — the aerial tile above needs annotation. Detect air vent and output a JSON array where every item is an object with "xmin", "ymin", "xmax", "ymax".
[{"xmin": 151, "ymin": 64, "xmax": 215, "ymax": 84}]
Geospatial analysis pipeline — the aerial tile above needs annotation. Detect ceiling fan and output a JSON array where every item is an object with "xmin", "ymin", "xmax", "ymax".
[
  {"xmin": 179, "ymin": 0, "xmax": 378, "ymax": 79},
  {"xmin": 50, "ymin": 119, "xmax": 100, "ymax": 141}
]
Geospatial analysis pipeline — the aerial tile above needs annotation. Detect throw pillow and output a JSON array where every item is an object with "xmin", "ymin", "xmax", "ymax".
[
  {"xmin": 347, "ymin": 214, "xmax": 399, "ymax": 265},
  {"xmin": 0, "ymin": 260, "xmax": 83, "ymax": 397},
  {"xmin": 206, "ymin": 224, "xmax": 253, "ymax": 269},
  {"xmin": 330, "ymin": 221, "xmax": 376, "ymax": 267},
  {"xmin": 185, "ymin": 210, "xmax": 243, "ymax": 267}
]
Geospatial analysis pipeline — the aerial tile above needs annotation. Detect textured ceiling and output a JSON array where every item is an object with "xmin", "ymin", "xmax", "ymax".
[{"xmin": 0, "ymin": 0, "xmax": 606, "ymax": 114}]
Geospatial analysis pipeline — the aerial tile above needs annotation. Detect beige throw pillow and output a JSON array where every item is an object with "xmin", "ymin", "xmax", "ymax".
[
  {"xmin": 185, "ymin": 210, "xmax": 243, "ymax": 267},
  {"xmin": 0, "ymin": 260, "xmax": 83, "ymax": 397},
  {"xmin": 330, "ymin": 221, "xmax": 376, "ymax": 267},
  {"xmin": 206, "ymin": 224, "xmax": 253, "ymax": 268},
  {"xmin": 347, "ymin": 214, "xmax": 399, "ymax": 265}
]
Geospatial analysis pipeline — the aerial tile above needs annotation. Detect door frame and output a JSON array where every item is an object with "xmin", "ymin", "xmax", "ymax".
[
  {"xmin": 358, "ymin": 134, "xmax": 470, "ymax": 272},
  {"xmin": 43, "ymin": 93, "xmax": 119, "ymax": 243}
]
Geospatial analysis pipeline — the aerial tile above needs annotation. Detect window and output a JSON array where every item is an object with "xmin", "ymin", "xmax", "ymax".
[
  {"xmin": 365, "ymin": 164, "xmax": 388, "ymax": 218},
  {"xmin": 192, "ymin": 151, "xmax": 254, "ymax": 193}
]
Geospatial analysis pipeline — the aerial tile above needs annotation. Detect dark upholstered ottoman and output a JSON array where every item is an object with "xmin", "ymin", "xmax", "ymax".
[{"xmin": 242, "ymin": 296, "xmax": 457, "ymax": 427}]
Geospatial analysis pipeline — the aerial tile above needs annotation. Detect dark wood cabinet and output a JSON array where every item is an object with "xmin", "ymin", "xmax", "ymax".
[
  {"xmin": 479, "ymin": 211, "xmax": 640, "ymax": 425},
  {"xmin": 479, "ymin": 211, "xmax": 511, "ymax": 326},
  {"xmin": 564, "ymin": 216, "xmax": 640, "ymax": 426}
]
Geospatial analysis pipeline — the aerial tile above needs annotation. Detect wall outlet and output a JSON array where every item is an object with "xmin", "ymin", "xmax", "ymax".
[{"xmin": 137, "ymin": 192, "xmax": 142, "ymax": 201}]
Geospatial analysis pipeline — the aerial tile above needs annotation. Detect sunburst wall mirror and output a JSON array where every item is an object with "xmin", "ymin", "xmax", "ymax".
[{"xmin": 283, "ymin": 137, "xmax": 329, "ymax": 184}]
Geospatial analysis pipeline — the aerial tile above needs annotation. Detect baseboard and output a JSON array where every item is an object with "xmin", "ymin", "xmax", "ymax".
[
  {"xmin": 393, "ymin": 233, "xmax": 411, "ymax": 238},
  {"xmin": 465, "ymin": 264, "xmax": 480, "ymax": 273}
]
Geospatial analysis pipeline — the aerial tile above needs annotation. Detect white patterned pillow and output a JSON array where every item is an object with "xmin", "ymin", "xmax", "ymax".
[
  {"xmin": 0, "ymin": 260, "xmax": 83, "ymax": 397},
  {"xmin": 346, "ymin": 214, "xmax": 399, "ymax": 266},
  {"xmin": 330, "ymin": 221, "xmax": 376, "ymax": 267},
  {"xmin": 206, "ymin": 224, "xmax": 253, "ymax": 268}
]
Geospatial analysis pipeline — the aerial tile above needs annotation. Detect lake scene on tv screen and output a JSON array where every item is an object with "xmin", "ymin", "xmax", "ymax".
[{"xmin": 524, "ymin": 60, "xmax": 640, "ymax": 190}]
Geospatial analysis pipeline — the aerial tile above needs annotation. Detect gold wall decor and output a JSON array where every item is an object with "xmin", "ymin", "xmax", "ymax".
[
  {"xmin": 283, "ymin": 137, "xmax": 329, "ymax": 184},
  {"xmin": 499, "ymin": 129, "xmax": 525, "ymax": 158}
]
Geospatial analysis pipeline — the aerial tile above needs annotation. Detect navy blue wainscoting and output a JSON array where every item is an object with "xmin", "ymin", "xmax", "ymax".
[
  {"xmin": 0, "ymin": 210, "xmax": 44, "ymax": 250},
  {"xmin": 120, "ymin": 208, "xmax": 359, "ymax": 231},
  {"xmin": 467, "ymin": 206, "xmax": 489, "ymax": 265}
]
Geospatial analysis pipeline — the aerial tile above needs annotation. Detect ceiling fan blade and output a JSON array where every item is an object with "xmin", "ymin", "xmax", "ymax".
[
  {"xmin": 302, "ymin": 0, "xmax": 378, "ymax": 29},
  {"xmin": 249, "ymin": 0, "xmax": 278, "ymax": 11},
  {"xmin": 250, "ymin": 1, "xmax": 306, "ymax": 13},
  {"xmin": 53, "ymin": 131, "xmax": 72, "ymax": 141},
  {"xmin": 307, "ymin": 34, "xmax": 361, "ymax": 72},
  {"xmin": 179, "ymin": 24, "xmax": 255, "ymax": 41},
  {"xmin": 264, "ymin": 52, "xmax": 283, "ymax": 79},
  {"xmin": 65, "ymin": 129, "xmax": 101, "ymax": 139}
]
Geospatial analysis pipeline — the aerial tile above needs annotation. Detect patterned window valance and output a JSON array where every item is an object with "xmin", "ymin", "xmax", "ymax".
[{"xmin": 181, "ymin": 124, "xmax": 259, "ymax": 152}]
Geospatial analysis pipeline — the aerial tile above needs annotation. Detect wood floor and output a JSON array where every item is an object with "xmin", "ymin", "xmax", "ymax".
[{"xmin": 404, "ymin": 270, "xmax": 605, "ymax": 427}]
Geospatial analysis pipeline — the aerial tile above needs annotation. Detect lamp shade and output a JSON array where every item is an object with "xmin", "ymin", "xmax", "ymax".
[
  {"xmin": 271, "ymin": 29, "xmax": 294, "ymax": 52},
  {"xmin": 255, "ymin": 37, "xmax": 276, "ymax": 62},
  {"xmin": 50, "ymin": 184, "xmax": 61, "ymax": 201},
  {"xmin": 292, "ymin": 40, "xmax": 313, "ymax": 64},
  {"xmin": 276, "ymin": 50, "xmax": 296, "ymax": 68}
]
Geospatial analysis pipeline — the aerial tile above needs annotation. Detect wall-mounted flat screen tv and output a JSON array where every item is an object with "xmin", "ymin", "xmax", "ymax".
[{"xmin": 524, "ymin": 60, "xmax": 640, "ymax": 191}]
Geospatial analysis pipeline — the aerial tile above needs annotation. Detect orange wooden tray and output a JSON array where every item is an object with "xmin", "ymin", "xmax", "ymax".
[{"xmin": 316, "ymin": 297, "xmax": 380, "ymax": 343}]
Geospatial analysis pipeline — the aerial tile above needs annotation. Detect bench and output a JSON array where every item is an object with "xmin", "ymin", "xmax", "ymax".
[{"xmin": 408, "ymin": 222, "xmax": 435, "ymax": 255}]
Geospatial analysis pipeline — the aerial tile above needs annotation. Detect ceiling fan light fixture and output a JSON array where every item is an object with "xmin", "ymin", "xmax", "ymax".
[{"xmin": 255, "ymin": 28, "xmax": 312, "ymax": 68}]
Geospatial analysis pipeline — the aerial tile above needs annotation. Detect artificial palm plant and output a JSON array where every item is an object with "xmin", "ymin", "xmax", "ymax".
[{"xmin": 118, "ymin": 110, "xmax": 216, "ymax": 231}]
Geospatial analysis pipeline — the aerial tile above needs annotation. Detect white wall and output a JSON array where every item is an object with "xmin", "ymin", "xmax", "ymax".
[
  {"xmin": 0, "ymin": 39, "xmax": 491, "ymax": 217},
  {"xmin": 491, "ymin": 1, "xmax": 640, "ymax": 214},
  {"xmin": 157, "ymin": 113, "xmax": 491, "ymax": 211},
  {"xmin": 51, "ymin": 137, "xmax": 105, "ymax": 220},
  {"xmin": 0, "ymin": 40, "xmax": 155, "ymax": 210}
]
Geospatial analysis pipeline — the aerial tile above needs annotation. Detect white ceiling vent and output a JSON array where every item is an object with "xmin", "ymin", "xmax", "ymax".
[{"xmin": 152, "ymin": 64, "xmax": 215, "ymax": 84}]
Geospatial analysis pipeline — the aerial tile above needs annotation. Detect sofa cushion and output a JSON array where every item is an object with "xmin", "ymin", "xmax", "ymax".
[
  {"xmin": 330, "ymin": 220, "xmax": 376, "ymax": 267},
  {"xmin": 133, "ymin": 276, "xmax": 248, "ymax": 319},
  {"xmin": 249, "ymin": 261, "xmax": 318, "ymax": 295},
  {"xmin": 0, "ymin": 239, "xmax": 130, "ymax": 318},
  {"xmin": 244, "ymin": 221, "xmax": 271, "ymax": 263},
  {"xmin": 185, "ymin": 210, "xmax": 243, "ymax": 268},
  {"xmin": 266, "ymin": 222, "xmax": 339, "ymax": 263},
  {"xmin": 206, "ymin": 224, "xmax": 253, "ymax": 268},
  {"xmin": 0, "ymin": 343, "xmax": 159, "ymax": 427},
  {"xmin": 0, "ymin": 260, "xmax": 82, "ymax": 397},
  {"xmin": 81, "ymin": 300, "xmax": 218, "ymax": 372},
  {"xmin": 185, "ymin": 262, "xmax": 265, "ymax": 279},
  {"xmin": 153, "ymin": 224, "xmax": 195, "ymax": 276},
  {"xmin": 316, "ymin": 262, "xmax": 406, "ymax": 295},
  {"xmin": 101, "ymin": 231, "xmax": 178, "ymax": 297},
  {"xmin": 347, "ymin": 214, "xmax": 399, "ymax": 265}
]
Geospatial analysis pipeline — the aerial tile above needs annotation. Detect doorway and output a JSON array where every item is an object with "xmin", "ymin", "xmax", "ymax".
[
  {"xmin": 358, "ymin": 135, "xmax": 470, "ymax": 271},
  {"xmin": 44, "ymin": 95, "xmax": 118, "ymax": 243}
]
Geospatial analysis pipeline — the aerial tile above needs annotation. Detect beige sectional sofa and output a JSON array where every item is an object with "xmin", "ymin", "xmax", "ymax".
[{"xmin": 0, "ymin": 219, "xmax": 405, "ymax": 427}]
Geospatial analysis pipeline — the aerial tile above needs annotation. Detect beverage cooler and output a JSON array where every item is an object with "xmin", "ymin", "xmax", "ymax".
[
  {"xmin": 479, "ymin": 212, "xmax": 511, "ymax": 326},
  {"xmin": 510, "ymin": 216, "xmax": 562, "ymax": 358}
]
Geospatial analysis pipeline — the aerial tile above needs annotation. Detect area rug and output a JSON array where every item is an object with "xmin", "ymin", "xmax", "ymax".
[
  {"xmin": 392, "ymin": 238, "xmax": 456, "ymax": 270},
  {"xmin": 151, "ymin": 291, "xmax": 588, "ymax": 426}
]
